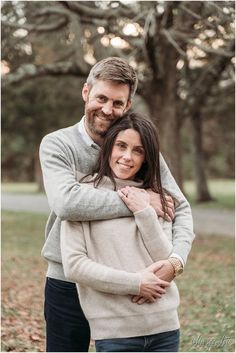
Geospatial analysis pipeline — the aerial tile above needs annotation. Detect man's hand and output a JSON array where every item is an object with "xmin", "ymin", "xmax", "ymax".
[
  {"xmin": 146, "ymin": 189, "xmax": 175, "ymax": 221},
  {"xmin": 132, "ymin": 260, "xmax": 175, "ymax": 305},
  {"xmin": 132, "ymin": 262, "xmax": 170, "ymax": 305},
  {"xmin": 152, "ymin": 259, "xmax": 175, "ymax": 282}
]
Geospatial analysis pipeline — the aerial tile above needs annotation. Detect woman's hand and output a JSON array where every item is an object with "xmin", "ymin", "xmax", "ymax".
[{"xmin": 117, "ymin": 186, "xmax": 150, "ymax": 212}]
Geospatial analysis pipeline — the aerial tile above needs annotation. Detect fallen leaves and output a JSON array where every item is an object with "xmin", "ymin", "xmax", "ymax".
[{"xmin": 1, "ymin": 258, "xmax": 46, "ymax": 352}]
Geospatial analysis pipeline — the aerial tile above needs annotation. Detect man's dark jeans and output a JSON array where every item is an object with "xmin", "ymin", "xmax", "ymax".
[
  {"xmin": 95, "ymin": 329, "xmax": 180, "ymax": 352},
  {"xmin": 44, "ymin": 277, "xmax": 90, "ymax": 352}
]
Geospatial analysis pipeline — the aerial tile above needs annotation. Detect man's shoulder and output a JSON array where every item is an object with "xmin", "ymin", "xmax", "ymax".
[
  {"xmin": 40, "ymin": 123, "xmax": 83, "ymax": 147},
  {"xmin": 44, "ymin": 123, "xmax": 79, "ymax": 140}
]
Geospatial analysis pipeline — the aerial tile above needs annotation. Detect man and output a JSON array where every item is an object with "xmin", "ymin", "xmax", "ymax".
[{"xmin": 40, "ymin": 57, "xmax": 194, "ymax": 352}]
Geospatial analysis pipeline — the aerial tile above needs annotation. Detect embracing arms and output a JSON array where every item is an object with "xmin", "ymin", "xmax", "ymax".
[
  {"xmin": 39, "ymin": 132, "xmax": 132, "ymax": 221},
  {"xmin": 39, "ymin": 132, "xmax": 175, "ymax": 222},
  {"xmin": 61, "ymin": 220, "xmax": 170, "ymax": 302}
]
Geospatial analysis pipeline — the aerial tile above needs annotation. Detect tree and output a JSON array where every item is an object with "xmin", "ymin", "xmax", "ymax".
[{"xmin": 2, "ymin": 1, "xmax": 235, "ymax": 199}]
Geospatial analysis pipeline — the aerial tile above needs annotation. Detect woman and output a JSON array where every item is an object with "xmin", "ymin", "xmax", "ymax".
[{"xmin": 61, "ymin": 111, "xmax": 181, "ymax": 352}]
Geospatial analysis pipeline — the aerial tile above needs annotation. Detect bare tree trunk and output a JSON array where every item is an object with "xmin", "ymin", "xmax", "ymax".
[
  {"xmin": 191, "ymin": 113, "xmax": 213, "ymax": 202},
  {"xmin": 148, "ymin": 92, "xmax": 184, "ymax": 190},
  {"xmin": 147, "ymin": 53, "xmax": 184, "ymax": 190},
  {"xmin": 187, "ymin": 40, "xmax": 234, "ymax": 202},
  {"xmin": 34, "ymin": 148, "xmax": 44, "ymax": 192}
]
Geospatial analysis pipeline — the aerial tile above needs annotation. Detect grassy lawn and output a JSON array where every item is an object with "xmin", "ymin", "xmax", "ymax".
[
  {"xmin": 184, "ymin": 179, "xmax": 234, "ymax": 209},
  {"xmin": 2, "ymin": 183, "xmax": 40, "ymax": 194},
  {"xmin": 1, "ymin": 211, "xmax": 235, "ymax": 352},
  {"xmin": 2, "ymin": 179, "xmax": 235, "ymax": 209}
]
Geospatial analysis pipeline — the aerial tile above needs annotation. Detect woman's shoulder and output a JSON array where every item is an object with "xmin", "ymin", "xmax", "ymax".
[{"xmin": 75, "ymin": 171, "xmax": 143, "ymax": 190}]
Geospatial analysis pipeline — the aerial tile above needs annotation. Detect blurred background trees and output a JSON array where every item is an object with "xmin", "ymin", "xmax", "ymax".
[{"xmin": 2, "ymin": 1, "xmax": 235, "ymax": 200}]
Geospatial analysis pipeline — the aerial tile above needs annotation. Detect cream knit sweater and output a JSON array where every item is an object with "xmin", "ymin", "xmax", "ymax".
[{"xmin": 61, "ymin": 175, "xmax": 180, "ymax": 340}]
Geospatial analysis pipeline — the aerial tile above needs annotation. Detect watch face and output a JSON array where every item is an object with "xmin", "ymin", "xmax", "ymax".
[{"xmin": 176, "ymin": 267, "xmax": 184, "ymax": 275}]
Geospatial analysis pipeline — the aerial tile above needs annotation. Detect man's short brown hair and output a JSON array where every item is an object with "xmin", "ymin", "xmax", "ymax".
[{"xmin": 86, "ymin": 57, "xmax": 138, "ymax": 100}]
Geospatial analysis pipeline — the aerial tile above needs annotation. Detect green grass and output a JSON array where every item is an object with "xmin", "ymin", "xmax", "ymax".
[
  {"xmin": 2, "ymin": 211, "xmax": 48, "ymax": 352},
  {"xmin": 2, "ymin": 179, "xmax": 235, "ymax": 209},
  {"xmin": 184, "ymin": 179, "xmax": 234, "ymax": 209},
  {"xmin": 2, "ymin": 182, "xmax": 40, "ymax": 194},
  {"xmin": 1, "ymin": 210, "xmax": 235, "ymax": 352},
  {"xmin": 177, "ymin": 235, "xmax": 235, "ymax": 352}
]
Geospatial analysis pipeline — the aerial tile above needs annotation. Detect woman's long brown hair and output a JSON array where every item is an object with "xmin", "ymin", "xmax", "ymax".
[{"xmin": 81, "ymin": 110, "xmax": 168, "ymax": 214}]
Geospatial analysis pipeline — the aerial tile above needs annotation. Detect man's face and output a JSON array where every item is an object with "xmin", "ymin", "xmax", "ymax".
[{"xmin": 82, "ymin": 80, "xmax": 131, "ymax": 144}]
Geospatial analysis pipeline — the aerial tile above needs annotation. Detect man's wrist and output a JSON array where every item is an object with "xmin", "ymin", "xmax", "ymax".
[
  {"xmin": 167, "ymin": 257, "xmax": 184, "ymax": 277},
  {"xmin": 170, "ymin": 253, "xmax": 185, "ymax": 267}
]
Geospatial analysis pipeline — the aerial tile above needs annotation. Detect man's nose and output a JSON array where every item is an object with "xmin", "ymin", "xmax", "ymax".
[{"xmin": 102, "ymin": 101, "xmax": 113, "ymax": 115}]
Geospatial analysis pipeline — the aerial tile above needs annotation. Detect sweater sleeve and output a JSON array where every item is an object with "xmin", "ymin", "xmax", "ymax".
[
  {"xmin": 134, "ymin": 206, "xmax": 173, "ymax": 262},
  {"xmin": 61, "ymin": 220, "xmax": 141, "ymax": 295},
  {"xmin": 39, "ymin": 133, "xmax": 131, "ymax": 221},
  {"xmin": 159, "ymin": 154, "xmax": 195, "ymax": 264}
]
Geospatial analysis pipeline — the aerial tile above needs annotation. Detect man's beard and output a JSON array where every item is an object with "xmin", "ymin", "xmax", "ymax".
[{"xmin": 85, "ymin": 109, "xmax": 116, "ymax": 137}]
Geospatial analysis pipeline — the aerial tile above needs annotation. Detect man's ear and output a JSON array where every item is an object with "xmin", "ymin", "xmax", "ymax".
[
  {"xmin": 124, "ymin": 100, "xmax": 132, "ymax": 113},
  {"xmin": 82, "ymin": 83, "xmax": 90, "ymax": 102}
]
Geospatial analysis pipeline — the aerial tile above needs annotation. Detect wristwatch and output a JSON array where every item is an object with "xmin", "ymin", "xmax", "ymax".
[{"xmin": 168, "ymin": 257, "xmax": 183, "ymax": 277}]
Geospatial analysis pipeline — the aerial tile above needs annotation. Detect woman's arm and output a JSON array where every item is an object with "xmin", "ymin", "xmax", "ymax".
[
  {"xmin": 61, "ymin": 220, "xmax": 169, "ymax": 299},
  {"xmin": 118, "ymin": 187, "xmax": 173, "ymax": 262},
  {"xmin": 134, "ymin": 206, "xmax": 173, "ymax": 261}
]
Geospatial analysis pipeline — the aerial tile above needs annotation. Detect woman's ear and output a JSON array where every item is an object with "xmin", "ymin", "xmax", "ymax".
[{"xmin": 82, "ymin": 83, "xmax": 90, "ymax": 102}]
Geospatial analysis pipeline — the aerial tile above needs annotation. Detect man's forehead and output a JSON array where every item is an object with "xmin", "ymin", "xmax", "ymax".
[{"xmin": 90, "ymin": 80, "xmax": 130, "ymax": 98}]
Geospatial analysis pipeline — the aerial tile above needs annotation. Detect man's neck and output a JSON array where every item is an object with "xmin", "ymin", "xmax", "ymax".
[{"xmin": 84, "ymin": 119, "xmax": 103, "ymax": 146}]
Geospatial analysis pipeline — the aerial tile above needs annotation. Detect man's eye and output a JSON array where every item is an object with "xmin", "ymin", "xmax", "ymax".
[
  {"xmin": 114, "ymin": 101, "xmax": 124, "ymax": 108},
  {"xmin": 97, "ymin": 96, "xmax": 106, "ymax": 102}
]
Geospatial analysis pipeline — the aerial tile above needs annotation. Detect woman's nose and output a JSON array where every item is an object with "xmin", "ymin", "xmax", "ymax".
[{"xmin": 123, "ymin": 150, "xmax": 132, "ymax": 160}]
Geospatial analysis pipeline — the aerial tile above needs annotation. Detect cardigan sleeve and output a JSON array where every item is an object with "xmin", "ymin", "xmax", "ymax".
[
  {"xmin": 134, "ymin": 206, "xmax": 173, "ymax": 262},
  {"xmin": 159, "ymin": 154, "xmax": 195, "ymax": 264},
  {"xmin": 39, "ymin": 133, "xmax": 132, "ymax": 221},
  {"xmin": 61, "ymin": 220, "xmax": 141, "ymax": 296}
]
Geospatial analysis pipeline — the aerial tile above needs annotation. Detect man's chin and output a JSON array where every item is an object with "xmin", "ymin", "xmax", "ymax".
[{"xmin": 95, "ymin": 129, "xmax": 107, "ymax": 137}]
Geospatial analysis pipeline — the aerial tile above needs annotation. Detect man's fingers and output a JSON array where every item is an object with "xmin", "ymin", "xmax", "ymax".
[
  {"xmin": 164, "ymin": 195, "xmax": 174, "ymax": 204},
  {"xmin": 162, "ymin": 206, "xmax": 175, "ymax": 222}
]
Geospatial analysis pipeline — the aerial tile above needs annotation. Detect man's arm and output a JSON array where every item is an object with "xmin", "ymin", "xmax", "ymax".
[
  {"xmin": 159, "ymin": 154, "xmax": 195, "ymax": 265},
  {"xmin": 40, "ymin": 133, "xmax": 132, "ymax": 221},
  {"xmin": 61, "ymin": 220, "xmax": 170, "ymax": 301}
]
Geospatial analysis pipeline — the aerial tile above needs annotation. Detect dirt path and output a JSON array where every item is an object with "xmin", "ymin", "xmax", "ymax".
[{"xmin": 2, "ymin": 192, "xmax": 235, "ymax": 238}]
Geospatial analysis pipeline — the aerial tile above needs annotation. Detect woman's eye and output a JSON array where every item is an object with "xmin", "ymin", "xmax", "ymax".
[
  {"xmin": 134, "ymin": 149, "xmax": 144, "ymax": 155},
  {"xmin": 116, "ymin": 143, "xmax": 126, "ymax": 149}
]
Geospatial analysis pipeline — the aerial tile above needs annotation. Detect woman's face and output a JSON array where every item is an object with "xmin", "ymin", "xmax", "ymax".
[{"xmin": 109, "ymin": 129, "xmax": 145, "ymax": 180}]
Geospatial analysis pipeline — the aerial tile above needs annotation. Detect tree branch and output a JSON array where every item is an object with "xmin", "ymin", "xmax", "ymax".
[
  {"xmin": 179, "ymin": 3, "xmax": 202, "ymax": 20},
  {"xmin": 2, "ymin": 15, "xmax": 69, "ymax": 33},
  {"xmin": 59, "ymin": 1, "xmax": 137, "ymax": 20},
  {"xmin": 2, "ymin": 6, "xmax": 73, "ymax": 33},
  {"xmin": 187, "ymin": 39, "xmax": 235, "ymax": 112},
  {"xmin": 2, "ymin": 61, "xmax": 90, "ymax": 87},
  {"xmin": 162, "ymin": 29, "xmax": 187, "ymax": 57},
  {"xmin": 168, "ymin": 29, "xmax": 235, "ymax": 57}
]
